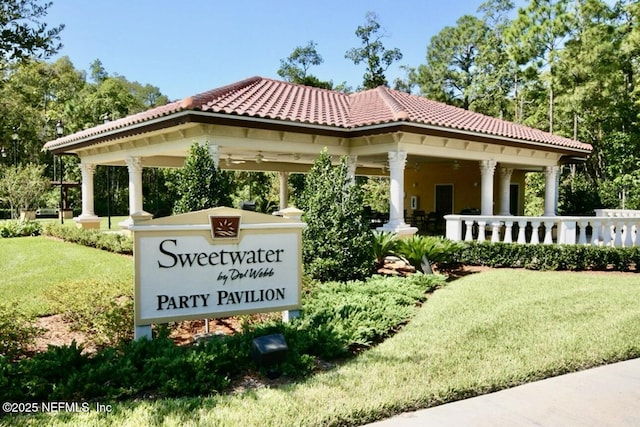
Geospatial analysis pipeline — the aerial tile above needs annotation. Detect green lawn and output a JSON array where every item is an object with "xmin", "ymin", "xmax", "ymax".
[
  {"xmin": 17, "ymin": 268, "xmax": 640, "ymax": 426},
  {"xmin": 0, "ymin": 236, "xmax": 132, "ymax": 316},
  {"xmin": 97, "ymin": 216, "xmax": 130, "ymax": 230}
]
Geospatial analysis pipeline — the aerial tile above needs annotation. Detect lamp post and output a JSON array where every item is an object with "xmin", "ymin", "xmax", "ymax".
[
  {"xmin": 56, "ymin": 120, "xmax": 64, "ymax": 224},
  {"xmin": 103, "ymin": 113, "xmax": 111, "ymax": 229}
]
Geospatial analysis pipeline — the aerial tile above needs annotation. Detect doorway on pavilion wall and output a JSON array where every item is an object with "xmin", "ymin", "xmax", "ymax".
[
  {"xmin": 510, "ymin": 183, "xmax": 520, "ymax": 215},
  {"xmin": 435, "ymin": 184, "xmax": 453, "ymax": 232}
]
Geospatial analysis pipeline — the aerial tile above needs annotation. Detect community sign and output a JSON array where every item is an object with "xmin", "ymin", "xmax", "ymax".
[{"xmin": 129, "ymin": 207, "xmax": 304, "ymax": 326}]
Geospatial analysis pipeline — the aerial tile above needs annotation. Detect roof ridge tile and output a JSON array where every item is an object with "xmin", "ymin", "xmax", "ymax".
[{"xmin": 374, "ymin": 86, "xmax": 410, "ymax": 120}]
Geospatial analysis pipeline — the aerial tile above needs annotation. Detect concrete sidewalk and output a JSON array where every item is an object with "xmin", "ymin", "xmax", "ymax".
[{"xmin": 367, "ymin": 358, "xmax": 640, "ymax": 427}]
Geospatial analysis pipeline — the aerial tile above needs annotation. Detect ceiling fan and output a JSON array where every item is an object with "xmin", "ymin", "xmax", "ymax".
[{"xmin": 224, "ymin": 155, "xmax": 245, "ymax": 166}]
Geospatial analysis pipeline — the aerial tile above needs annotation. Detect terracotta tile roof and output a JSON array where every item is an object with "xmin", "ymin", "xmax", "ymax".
[{"xmin": 44, "ymin": 76, "xmax": 592, "ymax": 152}]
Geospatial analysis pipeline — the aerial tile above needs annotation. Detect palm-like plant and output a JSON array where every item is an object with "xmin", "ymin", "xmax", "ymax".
[
  {"xmin": 397, "ymin": 235, "xmax": 462, "ymax": 273},
  {"xmin": 371, "ymin": 231, "xmax": 399, "ymax": 269}
]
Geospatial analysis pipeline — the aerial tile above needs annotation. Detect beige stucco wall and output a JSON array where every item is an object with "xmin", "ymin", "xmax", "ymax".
[{"xmin": 403, "ymin": 162, "xmax": 526, "ymax": 216}]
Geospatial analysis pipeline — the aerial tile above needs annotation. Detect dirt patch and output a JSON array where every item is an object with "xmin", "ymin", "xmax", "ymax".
[
  {"xmin": 169, "ymin": 318, "xmax": 243, "ymax": 345},
  {"xmin": 32, "ymin": 316, "xmax": 245, "ymax": 354},
  {"xmin": 33, "ymin": 314, "xmax": 96, "ymax": 354}
]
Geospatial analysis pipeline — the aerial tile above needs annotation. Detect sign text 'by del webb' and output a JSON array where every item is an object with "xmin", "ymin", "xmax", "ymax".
[{"xmin": 132, "ymin": 208, "xmax": 303, "ymax": 325}]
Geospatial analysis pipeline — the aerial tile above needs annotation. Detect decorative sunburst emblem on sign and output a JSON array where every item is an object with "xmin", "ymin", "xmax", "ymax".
[{"xmin": 210, "ymin": 215, "xmax": 241, "ymax": 239}]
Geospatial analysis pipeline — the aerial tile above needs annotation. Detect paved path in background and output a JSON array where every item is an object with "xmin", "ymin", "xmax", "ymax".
[{"xmin": 367, "ymin": 358, "xmax": 640, "ymax": 427}]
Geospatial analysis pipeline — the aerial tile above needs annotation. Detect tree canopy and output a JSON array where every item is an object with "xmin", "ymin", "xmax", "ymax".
[
  {"xmin": 345, "ymin": 12, "xmax": 403, "ymax": 89},
  {"xmin": 3, "ymin": 1, "xmax": 640, "ymax": 219},
  {"xmin": 0, "ymin": 0, "xmax": 64, "ymax": 63}
]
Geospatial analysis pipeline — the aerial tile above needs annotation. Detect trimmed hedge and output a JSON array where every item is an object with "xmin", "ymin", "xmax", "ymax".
[
  {"xmin": 455, "ymin": 242, "xmax": 640, "ymax": 271},
  {"xmin": 0, "ymin": 220, "xmax": 41, "ymax": 238},
  {"xmin": 42, "ymin": 223, "xmax": 133, "ymax": 255}
]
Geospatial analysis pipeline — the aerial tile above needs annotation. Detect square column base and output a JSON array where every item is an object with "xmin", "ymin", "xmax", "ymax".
[
  {"xmin": 377, "ymin": 223, "xmax": 418, "ymax": 237},
  {"xmin": 119, "ymin": 211, "xmax": 154, "ymax": 230},
  {"xmin": 74, "ymin": 214, "xmax": 101, "ymax": 229}
]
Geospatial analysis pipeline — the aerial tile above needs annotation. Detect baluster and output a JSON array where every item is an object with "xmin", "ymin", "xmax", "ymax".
[
  {"xmin": 633, "ymin": 224, "xmax": 638, "ymax": 247},
  {"xmin": 591, "ymin": 220, "xmax": 601, "ymax": 245},
  {"xmin": 578, "ymin": 220, "xmax": 588, "ymax": 245},
  {"xmin": 543, "ymin": 220, "xmax": 554, "ymax": 244},
  {"xmin": 517, "ymin": 220, "xmax": 527, "ymax": 244},
  {"xmin": 491, "ymin": 222, "xmax": 501, "ymax": 243},
  {"xmin": 504, "ymin": 221, "xmax": 513, "ymax": 243},
  {"xmin": 613, "ymin": 220, "xmax": 623, "ymax": 247},
  {"xmin": 622, "ymin": 220, "xmax": 633, "ymax": 247},
  {"xmin": 530, "ymin": 221, "xmax": 541, "ymax": 244},
  {"xmin": 477, "ymin": 221, "xmax": 486, "ymax": 242},
  {"xmin": 464, "ymin": 220, "xmax": 475, "ymax": 241}
]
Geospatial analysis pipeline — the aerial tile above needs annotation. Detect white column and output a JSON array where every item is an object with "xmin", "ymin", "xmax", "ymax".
[
  {"xmin": 120, "ymin": 156, "xmax": 152, "ymax": 228},
  {"xmin": 279, "ymin": 171, "xmax": 289, "ymax": 211},
  {"xmin": 78, "ymin": 162, "xmax": 97, "ymax": 218},
  {"xmin": 544, "ymin": 166, "xmax": 560, "ymax": 216},
  {"xmin": 126, "ymin": 156, "xmax": 144, "ymax": 215},
  {"xmin": 208, "ymin": 143, "xmax": 220, "ymax": 168},
  {"xmin": 379, "ymin": 151, "xmax": 417, "ymax": 236},
  {"xmin": 480, "ymin": 160, "xmax": 497, "ymax": 216},
  {"xmin": 346, "ymin": 155, "xmax": 357, "ymax": 185},
  {"xmin": 74, "ymin": 162, "xmax": 100, "ymax": 229},
  {"xmin": 499, "ymin": 167, "xmax": 513, "ymax": 216}
]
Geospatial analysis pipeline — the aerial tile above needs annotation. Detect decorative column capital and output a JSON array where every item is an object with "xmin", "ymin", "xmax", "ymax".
[
  {"xmin": 480, "ymin": 159, "xmax": 497, "ymax": 175},
  {"xmin": 79, "ymin": 162, "xmax": 96, "ymax": 175},
  {"xmin": 500, "ymin": 167, "xmax": 514, "ymax": 178},
  {"xmin": 545, "ymin": 165, "xmax": 560, "ymax": 178},
  {"xmin": 388, "ymin": 151, "xmax": 407, "ymax": 169},
  {"xmin": 125, "ymin": 156, "xmax": 142, "ymax": 173}
]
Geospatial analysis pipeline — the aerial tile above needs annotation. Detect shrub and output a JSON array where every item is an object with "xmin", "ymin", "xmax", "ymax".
[
  {"xmin": 455, "ymin": 242, "xmax": 638, "ymax": 272},
  {"xmin": 45, "ymin": 280, "xmax": 133, "ymax": 347},
  {"xmin": 173, "ymin": 142, "xmax": 232, "ymax": 214},
  {"xmin": 299, "ymin": 274, "xmax": 445, "ymax": 355},
  {"xmin": 397, "ymin": 235, "xmax": 463, "ymax": 273},
  {"xmin": 299, "ymin": 150, "xmax": 373, "ymax": 282},
  {"xmin": 1, "ymin": 275, "xmax": 439, "ymax": 402},
  {"xmin": 371, "ymin": 230, "xmax": 399, "ymax": 268},
  {"xmin": 42, "ymin": 222, "xmax": 133, "ymax": 255},
  {"xmin": 0, "ymin": 303, "xmax": 42, "ymax": 360},
  {"xmin": 0, "ymin": 220, "xmax": 41, "ymax": 237}
]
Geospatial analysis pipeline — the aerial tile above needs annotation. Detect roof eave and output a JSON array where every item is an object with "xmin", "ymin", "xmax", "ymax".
[
  {"xmin": 45, "ymin": 110, "xmax": 350, "ymax": 154},
  {"xmin": 350, "ymin": 121, "xmax": 592, "ymax": 155},
  {"xmin": 44, "ymin": 110, "xmax": 592, "ymax": 157}
]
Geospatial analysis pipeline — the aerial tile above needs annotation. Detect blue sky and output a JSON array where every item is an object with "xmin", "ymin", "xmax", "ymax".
[{"xmin": 46, "ymin": 0, "xmax": 513, "ymax": 101}]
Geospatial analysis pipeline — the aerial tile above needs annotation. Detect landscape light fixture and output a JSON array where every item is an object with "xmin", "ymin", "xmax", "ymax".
[
  {"xmin": 1, "ymin": 147, "xmax": 6, "ymax": 158},
  {"xmin": 250, "ymin": 333, "xmax": 288, "ymax": 378}
]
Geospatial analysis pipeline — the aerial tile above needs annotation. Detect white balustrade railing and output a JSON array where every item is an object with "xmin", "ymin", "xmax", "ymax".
[{"xmin": 445, "ymin": 214, "xmax": 640, "ymax": 247}]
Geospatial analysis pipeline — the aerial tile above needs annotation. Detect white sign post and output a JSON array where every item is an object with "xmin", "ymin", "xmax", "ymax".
[{"xmin": 129, "ymin": 207, "xmax": 305, "ymax": 340}]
